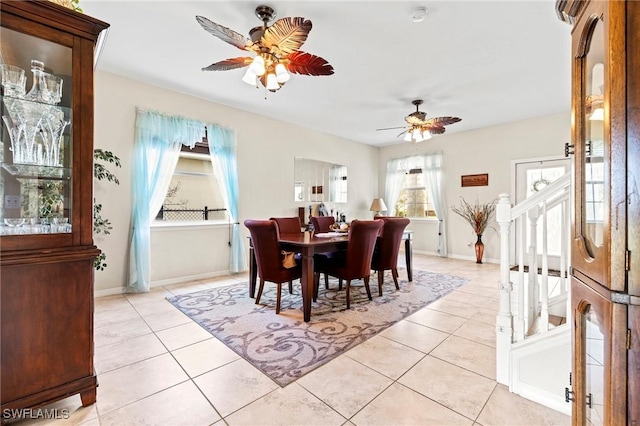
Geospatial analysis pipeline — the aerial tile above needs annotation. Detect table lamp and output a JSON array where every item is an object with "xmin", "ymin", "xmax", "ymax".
[{"xmin": 369, "ymin": 198, "xmax": 388, "ymax": 217}]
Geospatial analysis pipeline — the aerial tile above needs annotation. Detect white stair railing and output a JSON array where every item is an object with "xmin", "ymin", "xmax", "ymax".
[{"xmin": 495, "ymin": 173, "xmax": 571, "ymax": 385}]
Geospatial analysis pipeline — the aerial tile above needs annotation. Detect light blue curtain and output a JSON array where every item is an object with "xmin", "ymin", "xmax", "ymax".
[
  {"xmin": 423, "ymin": 152, "xmax": 448, "ymax": 256},
  {"xmin": 128, "ymin": 109, "xmax": 205, "ymax": 293},
  {"xmin": 207, "ymin": 125, "xmax": 247, "ymax": 273},
  {"xmin": 385, "ymin": 152, "xmax": 448, "ymax": 256}
]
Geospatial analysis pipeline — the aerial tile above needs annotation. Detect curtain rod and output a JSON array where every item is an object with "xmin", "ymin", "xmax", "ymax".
[{"xmin": 135, "ymin": 106, "xmax": 233, "ymax": 133}]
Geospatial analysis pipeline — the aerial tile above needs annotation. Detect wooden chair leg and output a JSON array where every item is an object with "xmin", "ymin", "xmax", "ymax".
[
  {"xmin": 364, "ymin": 275, "xmax": 372, "ymax": 300},
  {"xmin": 377, "ymin": 270, "xmax": 384, "ymax": 296},
  {"xmin": 288, "ymin": 281, "xmax": 293, "ymax": 294},
  {"xmin": 324, "ymin": 273, "xmax": 329, "ymax": 289},
  {"xmin": 339, "ymin": 279, "xmax": 343, "ymax": 291},
  {"xmin": 255, "ymin": 278, "xmax": 265, "ymax": 305},
  {"xmin": 346, "ymin": 280, "xmax": 351, "ymax": 309},
  {"xmin": 392, "ymin": 268, "xmax": 400, "ymax": 289},
  {"xmin": 276, "ymin": 283, "xmax": 282, "ymax": 314}
]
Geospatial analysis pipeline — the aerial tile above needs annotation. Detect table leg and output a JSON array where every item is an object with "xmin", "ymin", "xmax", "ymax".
[
  {"xmin": 249, "ymin": 246, "xmax": 257, "ymax": 298},
  {"xmin": 300, "ymin": 247, "xmax": 314, "ymax": 322},
  {"xmin": 405, "ymin": 237, "xmax": 413, "ymax": 282}
]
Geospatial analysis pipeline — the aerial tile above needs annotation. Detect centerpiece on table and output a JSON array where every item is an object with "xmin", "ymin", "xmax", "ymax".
[{"xmin": 451, "ymin": 198, "xmax": 496, "ymax": 264}]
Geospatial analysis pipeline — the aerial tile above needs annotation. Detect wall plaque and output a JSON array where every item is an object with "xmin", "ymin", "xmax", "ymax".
[{"xmin": 461, "ymin": 173, "xmax": 489, "ymax": 187}]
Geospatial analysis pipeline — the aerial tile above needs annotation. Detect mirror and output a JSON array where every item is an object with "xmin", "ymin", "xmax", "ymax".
[{"xmin": 294, "ymin": 157, "xmax": 347, "ymax": 203}]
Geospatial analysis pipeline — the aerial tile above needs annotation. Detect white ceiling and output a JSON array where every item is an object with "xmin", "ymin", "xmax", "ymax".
[{"xmin": 82, "ymin": 0, "xmax": 572, "ymax": 147}]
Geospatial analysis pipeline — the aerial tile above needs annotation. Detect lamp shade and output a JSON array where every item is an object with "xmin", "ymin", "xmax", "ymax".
[{"xmin": 369, "ymin": 198, "xmax": 388, "ymax": 213}]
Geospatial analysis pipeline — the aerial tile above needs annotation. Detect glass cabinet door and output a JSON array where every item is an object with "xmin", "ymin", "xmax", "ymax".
[
  {"xmin": 580, "ymin": 16, "xmax": 605, "ymax": 260},
  {"xmin": 571, "ymin": 1, "xmax": 614, "ymax": 289},
  {"xmin": 583, "ymin": 304, "xmax": 605, "ymax": 425},
  {"xmin": 0, "ymin": 26, "xmax": 73, "ymax": 236}
]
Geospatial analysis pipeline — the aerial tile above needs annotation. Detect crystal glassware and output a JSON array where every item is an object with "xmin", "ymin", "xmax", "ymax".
[
  {"xmin": 4, "ymin": 218, "xmax": 26, "ymax": 227},
  {"xmin": 0, "ymin": 64, "xmax": 26, "ymax": 98},
  {"xmin": 40, "ymin": 73, "xmax": 63, "ymax": 105}
]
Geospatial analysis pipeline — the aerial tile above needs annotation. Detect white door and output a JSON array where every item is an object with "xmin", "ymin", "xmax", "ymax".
[{"xmin": 514, "ymin": 157, "xmax": 571, "ymax": 272}]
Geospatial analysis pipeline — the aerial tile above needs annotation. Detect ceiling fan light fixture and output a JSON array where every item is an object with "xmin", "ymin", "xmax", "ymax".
[
  {"xmin": 196, "ymin": 6, "xmax": 334, "ymax": 96},
  {"xmin": 266, "ymin": 73, "xmax": 279, "ymax": 91},
  {"xmin": 249, "ymin": 56, "xmax": 266, "ymax": 76},
  {"xmin": 242, "ymin": 68, "xmax": 258, "ymax": 86},
  {"xmin": 412, "ymin": 127, "xmax": 423, "ymax": 142},
  {"xmin": 375, "ymin": 99, "xmax": 461, "ymax": 144},
  {"xmin": 275, "ymin": 63, "xmax": 290, "ymax": 83}
]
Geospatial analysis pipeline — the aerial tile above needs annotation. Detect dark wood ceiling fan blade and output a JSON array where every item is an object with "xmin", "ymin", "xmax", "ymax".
[
  {"xmin": 196, "ymin": 15, "xmax": 251, "ymax": 51},
  {"xmin": 425, "ymin": 126, "xmax": 446, "ymax": 135},
  {"xmin": 202, "ymin": 57, "xmax": 252, "ymax": 71},
  {"xmin": 262, "ymin": 17, "xmax": 312, "ymax": 55},
  {"xmin": 285, "ymin": 51, "xmax": 334, "ymax": 76},
  {"xmin": 423, "ymin": 116, "xmax": 462, "ymax": 127}
]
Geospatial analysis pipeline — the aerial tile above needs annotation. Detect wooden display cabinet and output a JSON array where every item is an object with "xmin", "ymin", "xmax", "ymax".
[
  {"xmin": 0, "ymin": 0, "xmax": 108, "ymax": 416},
  {"xmin": 556, "ymin": 0, "xmax": 639, "ymax": 424}
]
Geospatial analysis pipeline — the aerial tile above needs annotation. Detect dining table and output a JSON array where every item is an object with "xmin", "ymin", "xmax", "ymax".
[{"xmin": 248, "ymin": 230, "xmax": 413, "ymax": 322}]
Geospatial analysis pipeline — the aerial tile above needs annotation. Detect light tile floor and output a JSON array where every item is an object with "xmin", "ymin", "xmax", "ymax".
[{"xmin": 11, "ymin": 255, "xmax": 571, "ymax": 426}]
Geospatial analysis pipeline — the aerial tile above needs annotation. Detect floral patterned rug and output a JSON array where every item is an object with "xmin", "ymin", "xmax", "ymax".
[{"xmin": 167, "ymin": 269, "xmax": 467, "ymax": 386}]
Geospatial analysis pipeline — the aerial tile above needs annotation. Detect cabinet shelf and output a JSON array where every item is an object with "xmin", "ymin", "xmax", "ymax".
[{"xmin": 1, "ymin": 162, "xmax": 71, "ymax": 180}]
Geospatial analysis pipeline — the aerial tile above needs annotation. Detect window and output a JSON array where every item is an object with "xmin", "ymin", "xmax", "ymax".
[
  {"xmin": 395, "ymin": 168, "xmax": 437, "ymax": 219},
  {"xmin": 330, "ymin": 164, "xmax": 347, "ymax": 203},
  {"xmin": 154, "ymin": 146, "xmax": 228, "ymax": 222},
  {"xmin": 585, "ymin": 140, "xmax": 604, "ymax": 224}
]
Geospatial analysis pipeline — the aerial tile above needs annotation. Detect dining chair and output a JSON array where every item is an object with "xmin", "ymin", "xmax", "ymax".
[
  {"xmin": 244, "ymin": 219, "xmax": 301, "ymax": 314},
  {"xmin": 269, "ymin": 216, "xmax": 303, "ymax": 235},
  {"xmin": 310, "ymin": 215, "xmax": 338, "ymax": 290},
  {"xmin": 310, "ymin": 215, "xmax": 335, "ymax": 233},
  {"xmin": 370, "ymin": 217, "xmax": 411, "ymax": 296},
  {"xmin": 314, "ymin": 219, "xmax": 383, "ymax": 309}
]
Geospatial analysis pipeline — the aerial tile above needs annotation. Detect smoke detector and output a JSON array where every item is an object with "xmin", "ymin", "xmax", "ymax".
[{"xmin": 411, "ymin": 6, "xmax": 428, "ymax": 23}]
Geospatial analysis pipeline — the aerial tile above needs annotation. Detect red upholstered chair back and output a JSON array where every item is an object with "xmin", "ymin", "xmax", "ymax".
[
  {"xmin": 269, "ymin": 217, "xmax": 302, "ymax": 235},
  {"xmin": 341, "ymin": 219, "xmax": 384, "ymax": 280},
  {"xmin": 310, "ymin": 216, "xmax": 335, "ymax": 233},
  {"xmin": 372, "ymin": 217, "xmax": 410, "ymax": 270},
  {"xmin": 245, "ymin": 219, "xmax": 299, "ymax": 283}
]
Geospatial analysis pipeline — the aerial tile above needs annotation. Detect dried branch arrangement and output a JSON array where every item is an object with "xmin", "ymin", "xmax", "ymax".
[{"xmin": 451, "ymin": 198, "xmax": 496, "ymax": 235}]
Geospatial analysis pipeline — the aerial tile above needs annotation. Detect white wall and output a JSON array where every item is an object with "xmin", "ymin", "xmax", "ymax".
[
  {"xmin": 93, "ymin": 70, "xmax": 570, "ymax": 294},
  {"xmin": 93, "ymin": 71, "xmax": 379, "ymax": 295},
  {"xmin": 378, "ymin": 112, "xmax": 571, "ymax": 263}
]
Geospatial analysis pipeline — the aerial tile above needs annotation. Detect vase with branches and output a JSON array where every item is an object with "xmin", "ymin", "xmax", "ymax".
[{"xmin": 451, "ymin": 197, "xmax": 496, "ymax": 263}]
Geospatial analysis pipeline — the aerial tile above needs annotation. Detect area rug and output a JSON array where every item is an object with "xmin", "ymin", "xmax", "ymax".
[{"xmin": 167, "ymin": 269, "xmax": 467, "ymax": 386}]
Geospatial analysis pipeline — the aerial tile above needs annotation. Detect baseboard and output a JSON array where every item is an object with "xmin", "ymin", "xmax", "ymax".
[
  {"xmin": 150, "ymin": 270, "xmax": 231, "ymax": 287},
  {"xmin": 447, "ymin": 253, "xmax": 499, "ymax": 264},
  {"xmin": 93, "ymin": 269, "xmax": 231, "ymax": 298},
  {"xmin": 511, "ymin": 381, "xmax": 571, "ymax": 416}
]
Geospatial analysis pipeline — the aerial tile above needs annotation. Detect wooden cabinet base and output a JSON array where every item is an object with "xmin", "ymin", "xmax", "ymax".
[
  {"xmin": 1, "ymin": 376, "xmax": 97, "ymax": 412},
  {"xmin": 0, "ymin": 250, "xmax": 99, "ymax": 414}
]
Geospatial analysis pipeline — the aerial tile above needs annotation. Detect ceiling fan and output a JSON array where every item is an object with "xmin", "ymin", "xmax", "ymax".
[
  {"xmin": 196, "ymin": 5, "xmax": 334, "ymax": 93},
  {"xmin": 376, "ymin": 100, "xmax": 462, "ymax": 143}
]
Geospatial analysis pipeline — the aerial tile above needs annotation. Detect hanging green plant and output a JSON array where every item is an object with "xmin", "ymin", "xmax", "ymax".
[{"xmin": 94, "ymin": 149, "xmax": 121, "ymax": 270}]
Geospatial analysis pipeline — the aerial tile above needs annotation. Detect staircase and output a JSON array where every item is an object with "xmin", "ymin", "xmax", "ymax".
[{"xmin": 495, "ymin": 173, "xmax": 572, "ymax": 415}]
